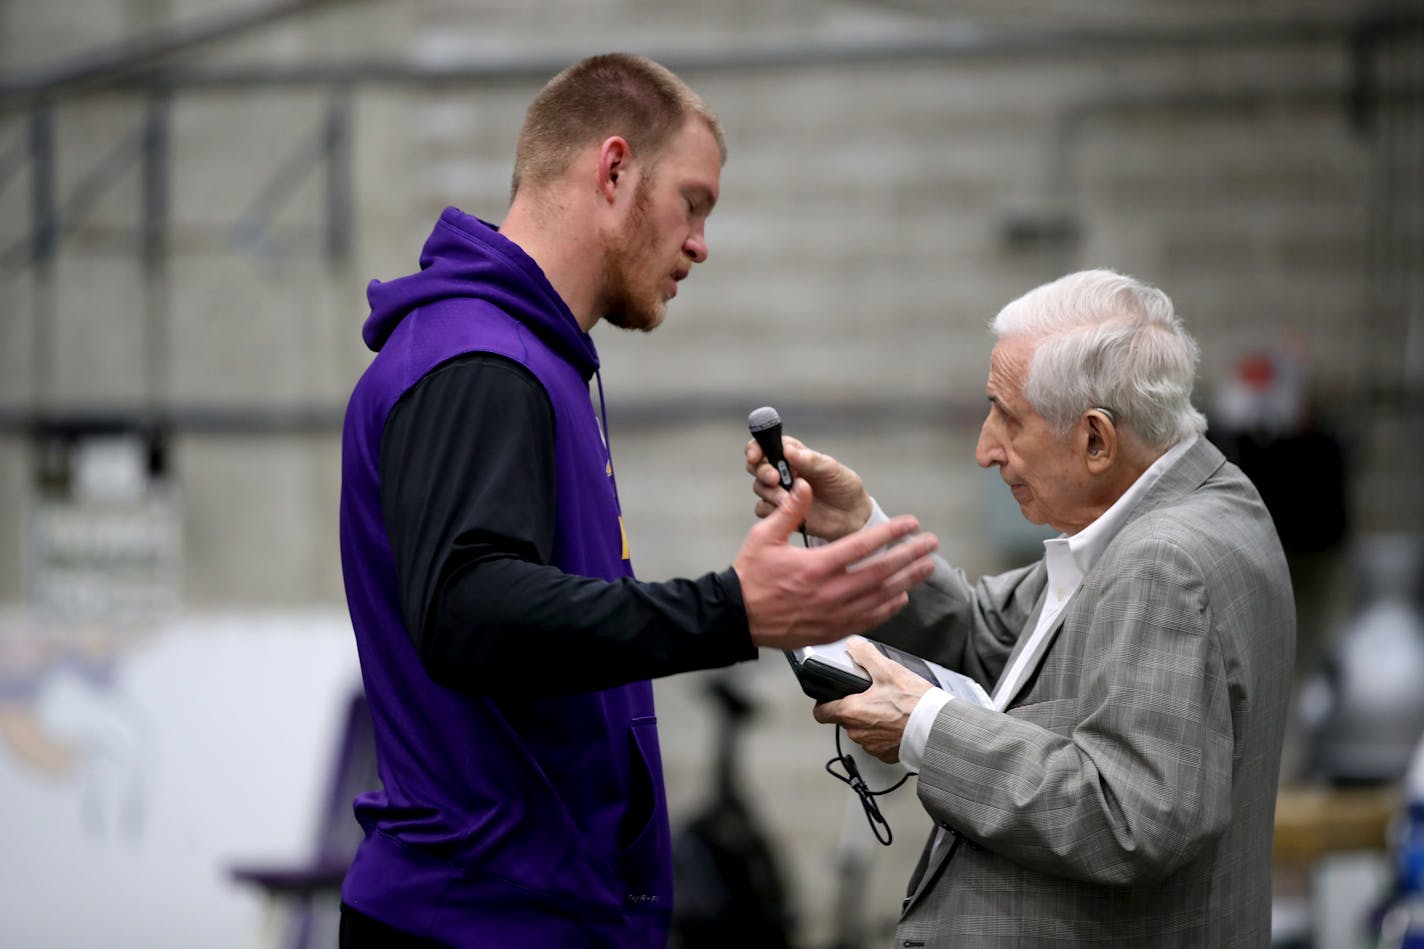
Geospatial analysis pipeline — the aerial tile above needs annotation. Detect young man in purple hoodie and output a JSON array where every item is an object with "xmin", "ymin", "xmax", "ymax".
[{"xmin": 337, "ymin": 53, "xmax": 939, "ymax": 947}]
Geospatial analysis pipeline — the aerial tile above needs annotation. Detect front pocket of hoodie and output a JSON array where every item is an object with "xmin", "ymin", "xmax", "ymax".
[{"xmin": 614, "ymin": 715, "xmax": 672, "ymax": 914}]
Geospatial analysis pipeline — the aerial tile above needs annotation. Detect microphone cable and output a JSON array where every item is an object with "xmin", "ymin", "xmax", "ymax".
[
  {"xmin": 752, "ymin": 406, "xmax": 908, "ymax": 840},
  {"xmin": 824, "ymin": 723, "xmax": 914, "ymax": 846}
]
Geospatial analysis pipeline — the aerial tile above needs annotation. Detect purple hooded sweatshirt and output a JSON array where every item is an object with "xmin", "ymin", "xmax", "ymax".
[{"xmin": 338, "ymin": 208, "xmax": 672, "ymax": 946}]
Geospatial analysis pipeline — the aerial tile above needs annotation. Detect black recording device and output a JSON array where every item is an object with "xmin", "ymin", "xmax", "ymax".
[{"xmin": 785, "ymin": 640, "xmax": 943, "ymax": 703}]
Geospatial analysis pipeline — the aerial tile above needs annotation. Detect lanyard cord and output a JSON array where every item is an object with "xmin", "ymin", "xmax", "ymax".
[{"xmin": 825, "ymin": 724, "xmax": 915, "ymax": 846}]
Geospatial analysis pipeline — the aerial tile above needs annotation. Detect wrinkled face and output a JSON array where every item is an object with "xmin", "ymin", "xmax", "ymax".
[
  {"xmin": 599, "ymin": 118, "xmax": 720, "ymax": 332},
  {"xmin": 975, "ymin": 336, "xmax": 1095, "ymax": 535}
]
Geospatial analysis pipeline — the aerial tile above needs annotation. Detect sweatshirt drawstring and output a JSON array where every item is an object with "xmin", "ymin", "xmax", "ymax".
[{"xmin": 594, "ymin": 370, "xmax": 621, "ymax": 504}]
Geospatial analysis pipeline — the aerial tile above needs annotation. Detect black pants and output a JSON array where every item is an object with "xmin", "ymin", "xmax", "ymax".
[{"xmin": 339, "ymin": 904, "xmax": 450, "ymax": 948}]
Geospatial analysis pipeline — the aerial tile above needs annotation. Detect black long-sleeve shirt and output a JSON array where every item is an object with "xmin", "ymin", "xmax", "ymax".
[{"xmin": 378, "ymin": 352, "xmax": 755, "ymax": 695}]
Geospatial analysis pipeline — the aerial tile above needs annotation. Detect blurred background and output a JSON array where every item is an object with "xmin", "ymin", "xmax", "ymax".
[{"xmin": 0, "ymin": 1, "xmax": 1421, "ymax": 947}]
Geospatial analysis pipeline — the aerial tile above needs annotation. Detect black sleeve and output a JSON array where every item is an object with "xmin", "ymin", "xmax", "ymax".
[{"xmin": 379, "ymin": 351, "xmax": 755, "ymax": 695}]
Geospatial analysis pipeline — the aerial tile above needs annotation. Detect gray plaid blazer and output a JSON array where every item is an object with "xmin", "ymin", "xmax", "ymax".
[{"xmin": 873, "ymin": 436, "xmax": 1295, "ymax": 947}]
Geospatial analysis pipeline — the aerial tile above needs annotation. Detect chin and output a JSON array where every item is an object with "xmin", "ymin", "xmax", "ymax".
[
  {"xmin": 1017, "ymin": 503, "xmax": 1046, "ymax": 526},
  {"xmin": 605, "ymin": 299, "xmax": 666, "ymax": 333}
]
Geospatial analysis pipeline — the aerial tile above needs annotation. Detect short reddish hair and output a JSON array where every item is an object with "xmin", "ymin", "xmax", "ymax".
[{"xmin": 511, "ymin": 53, "xmax": 725, "ymax": 199}]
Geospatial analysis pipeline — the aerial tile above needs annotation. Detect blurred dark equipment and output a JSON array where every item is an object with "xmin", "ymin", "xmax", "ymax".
[
  {"xmin": 229, "ymin": 689, "xmax": 379, "ymax": 949},
  {"xmin": 1303, "ymin": 535, "xmax": 1424, "ymax": 785},
  {"xmin": 670, "ymin": 676, "xmax": 796, "ymax": 948},
  {"xmin": 1212, "ymin": 351, "xmax": 1349, "ymax": 555},
  {"xmin": 1211, "ymin": 347, "xmax": 1351, "ymax": 707}
]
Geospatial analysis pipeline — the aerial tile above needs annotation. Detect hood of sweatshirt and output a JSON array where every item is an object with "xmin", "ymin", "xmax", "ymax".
[{"xmin": 362, "ymin": 206, "xmax": 600, "ymax": 380}]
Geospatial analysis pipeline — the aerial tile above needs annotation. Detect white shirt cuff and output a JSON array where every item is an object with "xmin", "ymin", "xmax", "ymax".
[
  {"xmin": 807, "ymin": 497, "xmax": 886, "ymax": 548},
  {"xmin": 864, "ymin": 497, "xmax": 952, "ymax": 583},
  {"xmin": 899, "ymin": 686, "xmax": 952, "ymax": 772}
]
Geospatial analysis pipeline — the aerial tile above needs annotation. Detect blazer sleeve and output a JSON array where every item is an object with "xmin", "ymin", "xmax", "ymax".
[{"xmin": 913, "ymin": 533, "xmax": 1234, "ymax": 886}]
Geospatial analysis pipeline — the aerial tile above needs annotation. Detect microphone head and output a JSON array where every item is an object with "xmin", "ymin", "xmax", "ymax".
[{"xmin": 748, "ymin": 406, "xmax": 781, "ymax": 434}]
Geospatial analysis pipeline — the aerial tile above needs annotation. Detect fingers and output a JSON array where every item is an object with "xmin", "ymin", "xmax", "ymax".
[
  {"xmin": 846, "ymin": 545, "xmax": 939, "ymax": 605},
  {"xmin": 754, "ymin": 464, "xmax": 786, "ymax": 494},
  {"xmin": 832, "ymin": 582, "xmax": 914, "ymax": 634},
  {"xmin": 823, "ymin": 515, "xmax": 923, "ymax": 566},
  {"xmin": 751, "ymin": 478, "xmax": 812, "ymax": 541},
  {"xmin": 744, "ymin": 438, "xmax": 764, "ymax": 474},
  {"xmin": 779, "ymin": 436, "xmax": 817, "ymax": 473},
  {"xmin": 841, "ymin": 635, "xmax": 916, "ymax": 683},
  {"xmin": 746, "ymin": 439, "xmax": 791, "ymax": 498},
  {"xmin": 812, "ymin": 698, "xmax": 844, "ymax": 725},
  {"xmin": 842, "ymin": 590, "xmax": 912, "ymax": 631},
  {"xmin": 825, "ymin": 518, "xmax": 936, "ymax": 572},
  {"xmin": 834, "ymin": 535, "xmax": 938, "ymax": 602},
  {"xmin": 748, "ymin": 461, "xmax": 787, "ymax": 521},
  {"xmin": 746, "ymin": 435, "xmax": 815, "ymax": 478},
  {"xmin": 806, "ymin": 533, "xmax": 938, "ymax": 631},
  {"xmin": 844, "ymin": 636, "xmax": 886, "ymax": 674}
]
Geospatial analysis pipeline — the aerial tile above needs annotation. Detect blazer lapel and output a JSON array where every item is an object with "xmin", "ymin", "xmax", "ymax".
[
  {"xmin": 998, "ymin": 595, "xmax": 1074, "ymax": 709},
  {"xmin": 901, "ymin": 590, "xmax": 1055, "ymax": 919},
  {"xmin": 901, "ymin": 826, "xmax": 962, "ymax": 918},
  {"xmin": 902, "ymin": 590, "xmax": 1083, "ymax": 918},
  {"xmin": 991, "ymin": 587, "xmax": 1047, "ymax": 703}
]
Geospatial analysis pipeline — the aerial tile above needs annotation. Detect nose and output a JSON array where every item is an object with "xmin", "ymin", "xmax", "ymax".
[
  {"xmin": 684, "ymin": 228, "xmax": 708, "ymax": 264},
  {"xmin": 975, "ymin": 417, "xmax": 1002, "ymax": 469}
]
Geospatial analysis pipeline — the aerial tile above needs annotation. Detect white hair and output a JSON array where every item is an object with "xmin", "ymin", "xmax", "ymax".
[{"xmin": 990, "ymin": 269, "xmax": 1208, "ymax": 450}]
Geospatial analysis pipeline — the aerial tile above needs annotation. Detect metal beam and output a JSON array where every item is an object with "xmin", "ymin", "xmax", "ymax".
[
  {"xmin": 0, "ymin": 0, "xmax": 366, "ymax": 103},
  {"xmin": 1, "ymin": 382, "xmax": 1420, "ymax": 437},
  {"xmin": 324, "ymin": 87, "xmax": 353, "ymax": 266},
  {"xmin": 44, "ymin": 7, "xmax": 1420, "ymax": 96},
  {"xmin": 28, "ymin": 105, "xmax": 55, "ymax": 264}
]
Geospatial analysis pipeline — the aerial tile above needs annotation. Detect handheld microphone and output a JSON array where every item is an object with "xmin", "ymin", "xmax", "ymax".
[{"xmin": 748, "ymin": 406, "xmax": 808, "ymax": 545}]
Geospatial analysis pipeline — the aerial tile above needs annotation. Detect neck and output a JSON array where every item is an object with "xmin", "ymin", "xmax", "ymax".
[
  {"xmin": 500, "ymin": 187, "xmax": 603, "ymax": 332},
  {"xmin": 1109, "ymin": 449, "xmax": 1158, "ymax": 497},
  {"xmin": 1066, "ymin": 437, "xmax": 1166, "ymax": 534}
]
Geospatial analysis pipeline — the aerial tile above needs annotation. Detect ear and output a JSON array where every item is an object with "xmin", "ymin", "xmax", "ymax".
[
  {"xmin": 1083, "ymin": 408, "xmax": 1117, "ymax": 474},
  {"xmin": 596, "ymin": 136, "xmax": 631, "ymax": 205}
]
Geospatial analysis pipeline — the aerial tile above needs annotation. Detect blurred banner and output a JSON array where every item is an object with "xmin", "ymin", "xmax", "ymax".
[{"xmin": 0, "ymin": 610, "xmax": 359, "ymax": 949}]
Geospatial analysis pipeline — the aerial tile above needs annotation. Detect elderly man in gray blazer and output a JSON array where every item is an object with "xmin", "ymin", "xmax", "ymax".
[{"xmin": 748, "ymin": 269, "xmax": 1295, "ymax": 947}]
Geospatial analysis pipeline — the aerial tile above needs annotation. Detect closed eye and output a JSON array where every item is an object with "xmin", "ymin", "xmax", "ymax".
[
  {"xmin": 987, "ymin": 395, "xmax": 1020, "ymax": 431},
  {"xmin": 684, "ymin": 187, "xmax": 716, "ymax": 219}
]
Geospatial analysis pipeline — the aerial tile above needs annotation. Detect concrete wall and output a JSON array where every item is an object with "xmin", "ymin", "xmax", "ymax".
[{"xmin": 1, "ymin": 2, "xmax": 1416, "ymax": 605}]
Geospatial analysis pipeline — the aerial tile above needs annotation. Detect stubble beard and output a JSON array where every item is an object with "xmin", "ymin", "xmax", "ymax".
[{"xmin": 598, "ymin": 180, "xmax": 667, "ymax": 333}]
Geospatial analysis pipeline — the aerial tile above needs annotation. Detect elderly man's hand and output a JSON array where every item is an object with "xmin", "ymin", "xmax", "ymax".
[
  {"xmin": 734, "ymin": 481, "xmax": 938, "ymax": 651},
  {"xmin": 745, "ymin": 435, "xmax": 873, "ymax": 541},
  {"xmin": 812, "ymin": 637, "xmax": 934, "ymax": 764}
]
